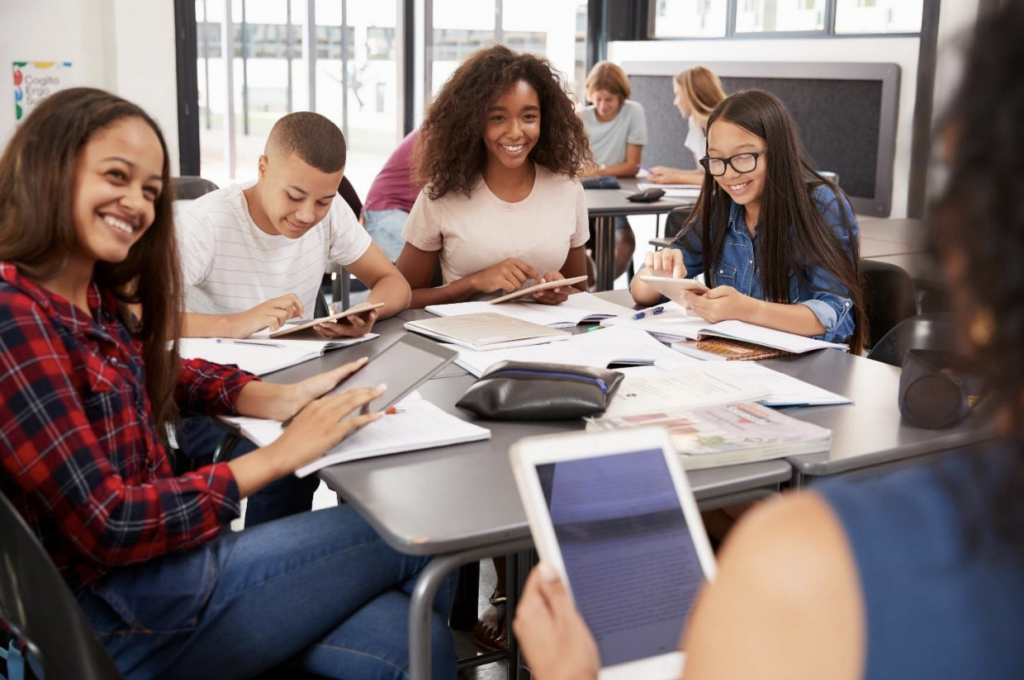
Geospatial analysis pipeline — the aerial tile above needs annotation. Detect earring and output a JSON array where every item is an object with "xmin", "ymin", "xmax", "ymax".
[{"xmin": 968, "ymin": 307, "xmax": 995, "ymax": 347}]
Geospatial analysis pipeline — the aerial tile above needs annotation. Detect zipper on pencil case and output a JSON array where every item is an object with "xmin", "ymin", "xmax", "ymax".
[{"xmin": 487, "ymin": 369, "xmax": 610, "ymax": 395}]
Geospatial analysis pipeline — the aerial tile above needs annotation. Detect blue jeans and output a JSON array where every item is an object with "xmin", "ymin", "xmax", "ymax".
[
  {"xmin": 77, "ymin": 504, "xmax": 457, "ymax": 680},
  {"xmin": 364, "ymin": 209, "xmax": 410, "ymax": 262},
  {"xmin": 177, "ymin": 416, "xmax": 319, "ymax": 527}
]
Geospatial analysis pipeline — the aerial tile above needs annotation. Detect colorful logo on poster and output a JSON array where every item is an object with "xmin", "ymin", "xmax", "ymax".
[{"xmin": 13, "ymin": 61, "xmax": 73, "ymax": 122}]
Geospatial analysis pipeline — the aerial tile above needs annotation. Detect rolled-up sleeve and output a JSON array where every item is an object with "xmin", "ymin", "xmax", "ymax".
[
  {"xmin": 175, "ymin": 358, "xmax": 259, "ymax": 416},
  {"xmin": 800, "ymin": 185, "xmax": 859, "ymax": 343}
]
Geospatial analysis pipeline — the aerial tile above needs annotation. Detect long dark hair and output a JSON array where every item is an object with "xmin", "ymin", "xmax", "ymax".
[
  {"xmin": 676, "ymin": 90, "xmax": 867, "ymax": 353},
  {"xmin": 0, "ymin": 88, "xmax": 182, "ymax": 433},
  {"xmin": 414, "ymin": 45, "xmax": 591, "ymax": 200},
  {"xmin": 932, "ymin": 1, "xmax": 1024, "ymax": 543}
]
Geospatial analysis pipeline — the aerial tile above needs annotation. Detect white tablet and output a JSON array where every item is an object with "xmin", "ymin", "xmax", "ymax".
[
  {"xmin": 489, "ymin": 275, "xmax": 589, "ymax": 304},
  {"xmin": 639, "ymin": 275, "xmax": 708, "ymax": 300},
  {"xmin": 269, "ymin": 301, "xmax": 385, "ymax": 338},
  {"xmin": 510, "ymin": 427, "xmax": 716, "ymax": 680}
]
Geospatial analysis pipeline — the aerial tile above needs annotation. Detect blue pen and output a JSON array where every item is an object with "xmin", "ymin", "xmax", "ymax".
[{"xmin": 631, "ymin": 305, "xmax": 664, "ymax": 320}]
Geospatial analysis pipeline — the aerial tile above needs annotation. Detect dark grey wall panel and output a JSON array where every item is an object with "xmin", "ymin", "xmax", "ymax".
[{"xmin": 623, "ymin": 61, "xmax": 900, "ymax": 217}]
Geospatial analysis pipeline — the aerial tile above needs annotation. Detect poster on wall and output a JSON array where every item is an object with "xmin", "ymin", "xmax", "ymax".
[{"xmin": 13, "ymin": 61, "xmax": 74, "ymax": 123}]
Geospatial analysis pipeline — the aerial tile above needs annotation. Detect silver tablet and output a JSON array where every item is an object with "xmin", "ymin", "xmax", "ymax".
[{"xmin": 510, "ymin": 427, "xmax": 717, "ymax": 680}]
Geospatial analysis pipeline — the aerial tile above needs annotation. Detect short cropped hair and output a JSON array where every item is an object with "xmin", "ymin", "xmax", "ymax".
[
  {"xmin": 266, "ymin": 112, "xmax": 346, "ymax": 173},
  {"xmin": 585, "ymin": 61, "xmax": 631, "ymax": 102}
]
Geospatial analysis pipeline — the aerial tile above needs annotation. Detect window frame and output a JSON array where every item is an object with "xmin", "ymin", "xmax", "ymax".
[{"xmin": 648, "ymin": 0, "xmax": 925, "ymax": 41}]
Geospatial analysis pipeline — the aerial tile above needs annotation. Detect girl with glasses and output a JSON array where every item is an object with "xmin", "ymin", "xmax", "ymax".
[{"xmin": 631, "ymin": 89, "xmax": 867, "ymax": 352}]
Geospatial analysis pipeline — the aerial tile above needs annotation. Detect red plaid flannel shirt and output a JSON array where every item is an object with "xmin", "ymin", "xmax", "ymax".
[{"xmin": 0, "ymin": 262, "xmax": 258, "ymax": 592}]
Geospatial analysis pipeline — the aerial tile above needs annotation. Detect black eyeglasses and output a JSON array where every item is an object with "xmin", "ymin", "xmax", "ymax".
[{"xmin": 699, "ymin": 149, "xmax": 768, "ymax": 177}]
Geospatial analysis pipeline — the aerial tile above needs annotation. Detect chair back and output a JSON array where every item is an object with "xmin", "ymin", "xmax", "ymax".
[
  {"xmin": 170, "ymin": 176, "xmax": 220, "ymax": 201},
  {"xmin": 0, "ymin": 494, "xmax": 124, "ymax": 680},
  {"xmin": 339, "ymin": 176, "xmax": 363, "ymax": 219},
  {"xmin": 663, "ymin": 206, "xmax": 693, "ymax": 241},
  {"xmin": 862, "ymin": 259, "xmax": 918, "ymax": 350},
  {"xmin": 866, "ymin": 312, "xmax": 959, "ymax": 368}
]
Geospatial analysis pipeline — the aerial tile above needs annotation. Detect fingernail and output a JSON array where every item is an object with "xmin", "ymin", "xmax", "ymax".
[
  {"xmin": 358, "ymin": 356, "xmax": 369, "ymax": 363},
  {"xmin": 376, "ymin": 382, "xmax": 387, "ymax": 392},
  {"xmin": 538, "ymin": 562, "xmax": 559, "ymax": 582}
]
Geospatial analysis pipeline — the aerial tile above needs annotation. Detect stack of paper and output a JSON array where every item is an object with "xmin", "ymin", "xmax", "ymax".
[
  {"xmin": 653, "ymin": 359, "xmax": 851, "ymax": 407},
  {"xmin": 223, "ymin": 398, "xmax": 491, "ymax": 477},
  {"xmin": 600, "ymin": 365, "xmax": 772, "ymax": 418},
  {"xmin": 588, "ymin": 401, "xmax": 832, "ymax": 470},
  {"xmin": 178, "ymin": 333, "xmax": 377, "ymax": 376},
  {"xmin": 449, "ymin": 326, "xmax": 692, "ymax": 377},
  {"xmin": 426, "ymin": 292, "xmax": 634, "ymax": 329}
]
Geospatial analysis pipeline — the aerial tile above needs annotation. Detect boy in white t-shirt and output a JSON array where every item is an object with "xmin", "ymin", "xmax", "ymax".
[{"xmin": 177, "ymin": 112, "xmax": 411, "ymax": 339}]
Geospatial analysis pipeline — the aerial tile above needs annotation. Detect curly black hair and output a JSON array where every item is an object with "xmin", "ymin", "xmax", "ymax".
[
  {"xmin": 413, "ymin": 45, "xmax": 591, "ymax": 200},
  {"xmin": 932, "ymin": 0, "xmax": 1024, "ymax": 542}
]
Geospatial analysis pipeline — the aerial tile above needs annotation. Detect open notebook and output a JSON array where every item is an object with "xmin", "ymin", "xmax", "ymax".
[
  {"xmin": 178, "ymin": 333, "xmax": 377, "ymax": 376},
  {"xmin": 223, "ymin": 395, "xmax": 491, "ymax": 477},
  {"xmin": 601, "ymin": 302, "xmax": 848, "ymax": 353},
  {"xmin": 404, "ymin": 313, "xmax": 570, "ymax": 350},
  {"xmin": 426, "ymin": 292, "xmax": 634, "ymax": 329}
]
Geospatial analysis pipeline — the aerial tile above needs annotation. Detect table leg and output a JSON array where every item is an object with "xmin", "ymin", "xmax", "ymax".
[
  {"xmin": 408, "ymin": 537, "xmax": 534, "ymax": 680},
  {"xmin": 594, "ymin": 215, "xmax": 616, "ymax": 292}
]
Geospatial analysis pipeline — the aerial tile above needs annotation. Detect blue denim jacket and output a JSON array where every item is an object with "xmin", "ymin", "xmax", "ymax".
[{"xmin": 670, "ymin": 184, "xmax": 859, "ymax": 343}]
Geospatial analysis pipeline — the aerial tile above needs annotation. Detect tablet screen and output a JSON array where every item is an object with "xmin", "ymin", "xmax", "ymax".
[
  {"xmin": 536, "ymin": 448, "xmax": 704, "ymax": 667},
  {"xmin": 327, "ymin": 336, "xmax": 455, "ymax": 414}
]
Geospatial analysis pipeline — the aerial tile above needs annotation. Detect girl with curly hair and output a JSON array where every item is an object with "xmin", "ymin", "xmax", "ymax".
[{"xmin": 396, "ymin": 45, "xmax": 592, "ymax": 308}]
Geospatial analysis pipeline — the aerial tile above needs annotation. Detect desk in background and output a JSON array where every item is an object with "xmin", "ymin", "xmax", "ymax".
[{"xmin": 585, "ymin": 177, "xmax": 695, "ymax": 292}]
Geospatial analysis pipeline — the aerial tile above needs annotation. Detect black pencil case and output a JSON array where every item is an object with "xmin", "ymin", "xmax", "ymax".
[{"xmin": 456, "ymin": 361, "xmax": 624, "ymax": 421}]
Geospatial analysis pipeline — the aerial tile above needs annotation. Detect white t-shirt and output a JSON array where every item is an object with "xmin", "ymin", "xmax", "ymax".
[
  {"xmin": 402, "ymin": 165, "xmax": 589, "ymax": 286},
  {"xmin": 176, "ymin": 183, "xmax": 372, "ymax": 316},
  {"xmin": 579, "ymin": 100, "xmax": 648, "ymax": 166},
  {"xmin": 684, "ymin": 114, "xmax": 707, "ymax": 161}
]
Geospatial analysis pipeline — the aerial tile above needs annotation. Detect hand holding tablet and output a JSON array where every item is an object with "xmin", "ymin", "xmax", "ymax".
[
  {"xmin": 638, "ymin": 274, "xmax": 709, "ymax": 302},
  {"xmin": 269, "ymin": 301, "xmax": 385, "ymax": 339},
  {"xmin": 490, "ymin": 275, "xmax": 589, "ymax": 304}
]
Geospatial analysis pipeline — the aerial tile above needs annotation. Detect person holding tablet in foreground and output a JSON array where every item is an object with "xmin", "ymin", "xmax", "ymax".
[
  {"xmin": 177, "ymin": 111, "xmax": 411, "ymax": 340},
  {"xmin": 647, "ymin": 66, "xmax": 727, "ymax": 187},
  {"xmin": 514, "ymin": 5, "xmax": 1024, "ymax": 677},
  {"xmin": 631, "ymin": 89, "xmax": 866, "ymax": 352},
  {"xmin": 396, "ymin": 45, "xmax": 590, "ymax": 309},
  {"xmin": 0, "ymin": 88, "xmax": 455, "ymax": 680}
]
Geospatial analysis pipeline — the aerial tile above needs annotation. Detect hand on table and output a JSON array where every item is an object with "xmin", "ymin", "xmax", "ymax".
[{"xmin": 229, "ymin": 294, "xmax": 304, "ymax": 337}]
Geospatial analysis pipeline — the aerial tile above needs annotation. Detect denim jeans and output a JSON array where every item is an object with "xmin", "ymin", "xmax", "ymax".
[
  {"xmin": 177, "ymin": 416, "xmax": 320, "ymax": 527},
  {"xmin": 364, "ymin": 209, "xmax": 410, "ymax": 262},
  {"xmin": 76, "ymin": 504, "xmax": 457, "ymax": 680}
]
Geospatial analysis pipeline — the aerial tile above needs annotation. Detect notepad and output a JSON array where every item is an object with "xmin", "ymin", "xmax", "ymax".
[
  {"xmin": 488, "ymin": 275, "xmax": 589, "ymax": 304},
  {"xmin": 601, "ymin": 302, "xmax": 848, "ymax": 353},
  {"xmin": 178, "ymin": 333, "xmax": 377, "ymax": 376},
  {"xmin": 223, "ymin": 399, "xmax": 491, "ymax": 477},
  {"xmin": 653, "ymin": 359, "xmax": 851, "ymax": 407},
  {"xmin": 427, "ymin": 292, "xmax": 634, "ymax": 328},
  {"xmin": 404, "ymin": 313, "xmax": 570, "ymax": 350},
  {"xmin": 448, "ymin": 326, "xmax": 692, "ymax": 377}
]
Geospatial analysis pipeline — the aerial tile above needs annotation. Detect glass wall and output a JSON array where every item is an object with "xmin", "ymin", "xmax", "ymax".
[
  {"xmin": 196, "ymin": 0, "xmax": 400, "ymax": 199},
  {"xmin": 735, "ymin": 0, "xmax": 827, "ymax": 33},
  {"xmin": 653, "ymin": 0, "xmax": 729, "ymax": 38},
  {"xmin": 835, "ymin": 0, "xmax": 923, "ymax": 34}
]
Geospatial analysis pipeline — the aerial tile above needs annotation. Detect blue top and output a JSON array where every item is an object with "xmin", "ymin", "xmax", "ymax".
[
  {"xmin": 669, "ymin": 184, "xmax": 858, "ymax": 343},
  {"xmin": 817, "ymin": 444, "xmax": 1024, "ymax": 680}
]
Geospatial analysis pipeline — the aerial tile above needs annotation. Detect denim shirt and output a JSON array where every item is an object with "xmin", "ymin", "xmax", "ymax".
[{"xmin": 670, "ymin": 184, "xmax": 858, "ymax": 343}]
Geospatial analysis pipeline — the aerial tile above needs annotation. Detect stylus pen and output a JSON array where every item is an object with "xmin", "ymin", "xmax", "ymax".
[
  {"xmin": 632, "ymin": 306, "xmax": 665, "ymax": 320},
  {"xmin": 215, "ymin": 339, "xmax": 284, "ymax": 348}
]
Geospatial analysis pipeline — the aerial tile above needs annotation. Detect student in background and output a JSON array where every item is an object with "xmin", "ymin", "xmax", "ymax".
[
  {"xmin": 579, "ymin": 61, "xmax": 648, "ymax": 280},
  {"xmin": 362, "ymin": 128, "xmax": 422, "ymax": 261},
  {"xmin": 514, "ymin": 5, "xmax": 1024, "ymax": 678},
  {"xmin": 396, "ymin": 45, "xmax": 590, "ymax": 310},
  {"xmin": 0, "ymin": 88, "xmax": 456, "ymax": 680},
  {"xmin": 632, "ymin": 89, "xmax": 866, "ymax": 352},
  {"xmin": 648, "ymin": 66, "xmax": 727, "ymax": 186},
  {"xmin": 177, "ymin": 112, "xmax": 411, "ymax": 341}
]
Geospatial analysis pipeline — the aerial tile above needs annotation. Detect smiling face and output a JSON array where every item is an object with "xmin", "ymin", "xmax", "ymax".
[
  {"xmin": 255, "ymin": 151, "xmax": 344, "ymax": 238},
  {"xmin": 590, "ymin": 88, "xmax": 623, "ymax": 122},
  {"xmin": 672, "ymin": 80, "xmax": 692, "ymax": 120},
  {"xmin": 483, "ymin": 79, "xmax": 541, "ymax": 173},
  {"xmin": 706, "ymin": 118, "xmax": 768, "ymax": 212},
  {"xmin": 72, "ymin": 117, "xmax": 165, "ymax": 265}
]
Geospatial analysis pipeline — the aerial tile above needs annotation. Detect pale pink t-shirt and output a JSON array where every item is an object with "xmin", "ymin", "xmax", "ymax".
[{"xmin": 402, "ymin": 165, "xmax": 589, "ymax": 285}]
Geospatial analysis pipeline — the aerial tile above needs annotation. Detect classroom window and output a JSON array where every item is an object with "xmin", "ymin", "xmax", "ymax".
[
  {"xmin": 835, "ymin": 0, "xmax": 923, "ymax": 34},
  {"xmin": 735, "ymin": 0, "xmax": 827, "ymax": 33},
  {"xmin": 195, "ymin": 0, "xmax": 400, "ymax": 198},
  {"xmin": 652, "ymin": 0, "xmax": 729, "ymax": 38}
]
